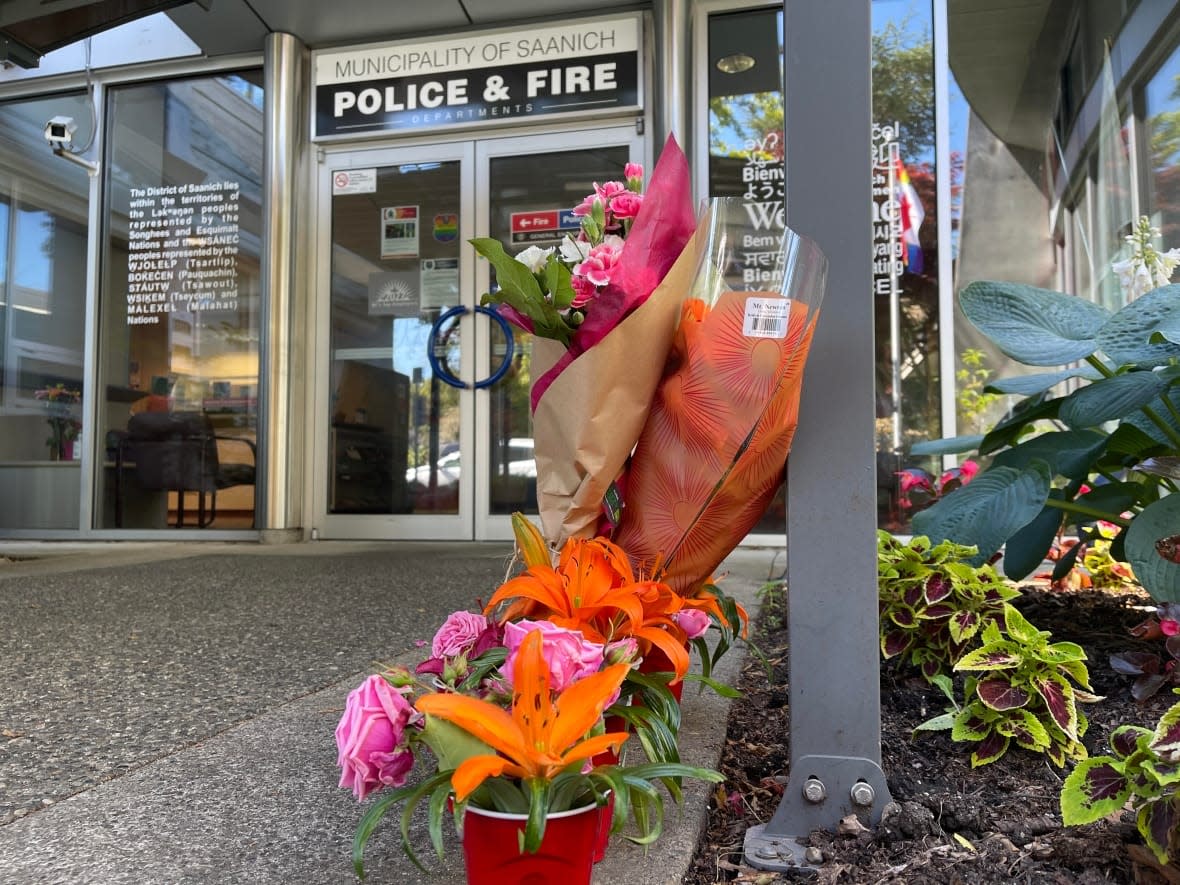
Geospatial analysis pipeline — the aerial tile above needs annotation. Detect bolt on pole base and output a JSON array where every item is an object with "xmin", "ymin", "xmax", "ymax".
[{"xmin": 744, "ymin": 755, "xmax": 892, "ymax": 872}]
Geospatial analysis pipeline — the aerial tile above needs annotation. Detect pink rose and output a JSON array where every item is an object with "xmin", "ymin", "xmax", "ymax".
[
  {"xmin": 675, "ymin": 608, "xmax": 711, "ymax": 640},
  {"xmin": 609, "ymin": 191, "xmax": 644, "ymax": 220},
  {"xmin": 432, "ymin": 610, "xmax": 493, "ymax": 658},
  {"xmin": 335, "ymin": 674, "xmax": 418, "ymax": 801},
  {"xmin": 503, "ymin": 620, "xmax": 605, "ymax": 692}
]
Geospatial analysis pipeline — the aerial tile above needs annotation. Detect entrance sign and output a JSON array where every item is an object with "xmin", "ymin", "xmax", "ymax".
[{"xmin": 312, "ymin": 13, "xmax": 642, "ymax": 140}]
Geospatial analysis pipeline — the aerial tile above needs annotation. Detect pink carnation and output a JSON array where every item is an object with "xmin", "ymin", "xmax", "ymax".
[
  {"xmin": 675, "ymin": 608, "xmax": 711, "ymax": 640},
  {"xmin": 335, "ymin": 674, "xmax": 418, "ymax": 801},
  {"xmin": 571, "ymin": 193, "xmax": 602, "ymax": 217},
  {"xmin": 503, "ymin": 620, "xmax": 605, "ymax": 692},
  {"xmin": 609, "ymin": 191, "xmax": 644, "ymax": 220},
  {"xmin": 569, "ymin": 274, "xmax": 599, "ymax": 309},
  {"xmin": 595, "ymin": 180, "xmax": 628, "ymax": 201},
  {"xmin": 624, "ymin": 162, "xmax": 643, "ymax": 182},
  {"xmin": 574, "ymin": 238, "xmax": 624, "ymax": 287}
]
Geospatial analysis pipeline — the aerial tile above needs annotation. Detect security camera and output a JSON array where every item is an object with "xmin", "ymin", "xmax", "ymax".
[{"xmin": 44, "ymin": 115, "xmax": 77, "ymax": 147}]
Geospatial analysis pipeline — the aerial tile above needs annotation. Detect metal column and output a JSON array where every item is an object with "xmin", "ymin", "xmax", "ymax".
[
  {"xmin": 744, "ymin": 0, "xmax": 892, "ymax": 871},
  {"xmin": 259, "ymin": 32, "xmax": 308, "ymax": 541}
]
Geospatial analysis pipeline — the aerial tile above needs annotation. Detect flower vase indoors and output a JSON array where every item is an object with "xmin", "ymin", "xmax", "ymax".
[
  {"xmin": 334, "ymin": 526, "xmax": 724, "ymax": 883},
  {"xmin": 34, "ymin": 383, "xmax": 81, "ymax": 460}
]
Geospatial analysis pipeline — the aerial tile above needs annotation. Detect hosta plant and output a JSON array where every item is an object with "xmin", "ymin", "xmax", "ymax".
[
  {"xmin": 917, "ymin": 606, "xmax": 1099, "ymax": 767},
  {"xmin": 910, "ymin": 216, "xmax": 1180, "ymax": 603},
  {"xmin": 878, "ymin": 531, "xmax": 1020, "ymax": 681},
  {"xmin": 1061, "ymin": 697, "xmax": 1180, "ymax": 864}
]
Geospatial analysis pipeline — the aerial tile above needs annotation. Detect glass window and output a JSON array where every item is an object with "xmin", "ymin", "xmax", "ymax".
[
  {"xmin": 1146, "ymin": 40, "xmax": 1180, "ymax": 246},
  {"xmin": 872, "ymin": 0, "xmax": 939, "ymax": 531},
  {"xmin": 97, "ymin": 72, "xmax": 264, "ymax": 530},
  {"xmin": 706, "ymin": 5, "xmax": 787, "ymax": 535},
  {"xmin": 0, "ymin": 92, "xmax": 94, "ymax": 530}
]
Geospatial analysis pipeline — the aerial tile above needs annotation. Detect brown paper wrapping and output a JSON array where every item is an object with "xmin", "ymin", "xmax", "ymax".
[{"xmin": 530, "ymin": 227, "xmax": 705, "ymax": 546}]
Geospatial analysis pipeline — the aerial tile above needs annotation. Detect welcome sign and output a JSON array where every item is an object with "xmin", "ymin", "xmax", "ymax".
[{"xmin": 312, "ymin": 13, "xmax": 641, "ymax": 139}]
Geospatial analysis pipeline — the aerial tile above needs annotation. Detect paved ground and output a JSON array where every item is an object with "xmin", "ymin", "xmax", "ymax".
[{"xmin": 0, "ymin": 540, "xmax": 780, "ymax": 884}]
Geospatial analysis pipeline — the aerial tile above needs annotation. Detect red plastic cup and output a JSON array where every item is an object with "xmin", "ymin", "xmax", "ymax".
[{"xmin": 462, "ymin": 801, "xmax": 599, "ymax": 885}]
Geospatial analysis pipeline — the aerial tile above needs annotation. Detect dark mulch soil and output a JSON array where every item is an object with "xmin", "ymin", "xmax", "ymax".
[{"xmin": 685, "ymin": 583, "xmax": 1180, "ymax": 884}]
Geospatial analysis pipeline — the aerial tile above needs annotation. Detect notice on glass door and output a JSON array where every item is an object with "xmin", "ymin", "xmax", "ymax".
[
  {"xmin": 124, "ymin": 180, "xmax": 241, "ymax": 325},
  {"xmin": 381, "ymin": 205, "xmax": 419, "ymax": 258}
]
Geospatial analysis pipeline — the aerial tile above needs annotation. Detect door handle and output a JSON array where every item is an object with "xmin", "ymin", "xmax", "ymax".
[{"xmin": 426, "ymin": 305, "xmax": 515, "ymax": 389}]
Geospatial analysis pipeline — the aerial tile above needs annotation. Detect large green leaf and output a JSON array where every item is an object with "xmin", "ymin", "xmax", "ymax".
[
  {"xmin": 911, "ymin": 462, "xmax": 1053, "ymax": 563},
  {"xmin": 985, "ymin": 368, "xmax": 1102, "ymax": 397},
  {"xmin": 1125, "ymin": 495, "xmax": 1180, "ymax": 603},
  {"xmin": 1098, "ymin": 285, "xmax": 1180, "ymax": 366},
  {"xmin": 1001, "ymin": 492, "xmax": 1066, "ymax": 581},
  {"xmin": 989, "ymin": 430, "xmax": 1107, "ymax": 480},
  {"xmin": 960, "ymin": 281, "xmax": 1110, "ymax": 366},
  {"xmin": 1058, "ymin": 372, "xmax": 1169, "ymax": 429},
  {"xmin": 1125, "ymin": 389, "xmax": 1180, "ymax": 449},
  {"xmin": 909, "ymin": 435, "xmax": 984, "ymax": 456},
  {"xmin": 979, "ymin": 394, "xmax": 1062, "ymax": 455}
]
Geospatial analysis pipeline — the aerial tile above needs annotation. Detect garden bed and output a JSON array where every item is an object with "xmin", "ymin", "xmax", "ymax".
[{"xmin": 686, "ymin": 583, "xmax": 1179, "ymax": 884}]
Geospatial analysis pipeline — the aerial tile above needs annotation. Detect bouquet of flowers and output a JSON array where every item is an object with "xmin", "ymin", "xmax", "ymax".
[
  {"xmin": 477, "ymin": 139, "xmax": 827, "ymax": 602},
  {"xmin": 335, "ymin": 514, "xmax": 723, "ymax": 882}
]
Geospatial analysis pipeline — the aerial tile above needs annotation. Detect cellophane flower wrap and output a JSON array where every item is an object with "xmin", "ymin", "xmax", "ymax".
[
  {"xmin": 612, "ymin": 197, "xmax": 827, "ymax": 593},
  {"xmin": 527, "ymin": 135, "xmax": 699, "ymax": 546}
]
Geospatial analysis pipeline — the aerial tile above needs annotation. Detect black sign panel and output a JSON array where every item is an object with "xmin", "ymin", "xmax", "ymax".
[{"xmin": 315, "ymin": 53, "xmax": 639, "ymax": 139}]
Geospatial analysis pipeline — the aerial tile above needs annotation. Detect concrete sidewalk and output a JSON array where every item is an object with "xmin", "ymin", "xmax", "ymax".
[{"xmin": 0, "ymin": 541, "xmax": 779, "ymax": 884}]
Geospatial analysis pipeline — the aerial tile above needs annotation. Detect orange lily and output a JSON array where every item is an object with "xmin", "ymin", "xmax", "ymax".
[
  {"xmin": 490, "ymin": 525, "xmax": 692, "ymax": 681},
  {"xmin": 414, "ymin": 628, "xmax": 630, "ymax": 801}
]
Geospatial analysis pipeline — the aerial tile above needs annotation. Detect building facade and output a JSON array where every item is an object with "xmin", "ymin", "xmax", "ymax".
[{"xmin": 0, "ymin": 0, "xmax": 1174, "ymax": 541}]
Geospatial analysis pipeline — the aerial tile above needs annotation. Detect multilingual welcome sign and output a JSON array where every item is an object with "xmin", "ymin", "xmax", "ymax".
[{"xmin": 312, "ymin": 13, "xmax": 641, "ymax": 139}]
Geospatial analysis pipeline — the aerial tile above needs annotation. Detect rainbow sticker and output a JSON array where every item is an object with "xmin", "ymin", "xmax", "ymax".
[{"xmin": 433, "ymin": 213, "xmax": 459, "ymax": 243}]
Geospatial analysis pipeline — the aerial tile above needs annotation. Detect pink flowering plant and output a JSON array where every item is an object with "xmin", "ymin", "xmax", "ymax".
[
  {"xmin": 471, "ymin": 163, "xmax": 644, "ymax": 346},
  {"xmin": 335, "ymin": 588, "xmax": 722, "ymax": 878}
]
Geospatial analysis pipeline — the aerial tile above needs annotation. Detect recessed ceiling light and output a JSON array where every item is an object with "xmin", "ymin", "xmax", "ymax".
[{"xmin": 716, "ymin": 53, "xmax": 756, "ymax": 74}]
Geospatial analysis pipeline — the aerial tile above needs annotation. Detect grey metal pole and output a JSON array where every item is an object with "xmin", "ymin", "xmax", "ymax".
[
  {"xmin": 744, "ymin": 0, "xmax": 891, "ymax": 872},
  {"xmin": 259, "ymin": 32, "xmax": 309, "ymax": 541}
]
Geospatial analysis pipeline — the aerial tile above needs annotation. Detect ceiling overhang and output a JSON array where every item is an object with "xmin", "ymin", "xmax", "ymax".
[
  {"xmin": 0, "ymin": 0, "xmax": 210, "ymax": 68},
  {"xmin": 948, "ymin": 0, "xmax": 1072, "ymax": 151}
]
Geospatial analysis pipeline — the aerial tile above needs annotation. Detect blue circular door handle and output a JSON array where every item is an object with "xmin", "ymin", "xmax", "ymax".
[{"xmin": 426, "ymin": 305, "xmax": 515, "ymax": 389}]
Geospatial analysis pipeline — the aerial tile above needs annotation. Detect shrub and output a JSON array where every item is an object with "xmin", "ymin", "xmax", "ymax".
[
  {"xmin": 878, "ymin": 531, "xmax": 1018, "ymax": 681},
  {"xmin": 1062, "ymin": 697, "xmax": 1180, "ymax": 864}
]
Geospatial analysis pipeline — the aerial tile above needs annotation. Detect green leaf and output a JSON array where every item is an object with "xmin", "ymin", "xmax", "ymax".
[
  {"xmin": 1150, "ymin": 701, "xmax": 1180, "ymax": 761},
  {"xmin": 978, "ymin": 394, "xmax": 1062, "ymax": 454},
  {"xmin": 470, "ymin": 237, "xmax": 571, "ymax": 344},
  {"xmin": 911, "ymin": 462, "xmax": 1053, "ymax": 563},
  {"xmin": 1126, "ymin": 495, "xmax": 1180, "ymax": 603},
  {"xmin": 960, "ymin": 280, "xmax": 1111, "ymax": 366},
  {"xmin": 909, "ymin": 435, "xmax": 985, "ymax": 456},
  {"xmin": 543, "ymin": 252, "xmax": 575, "ymax": 310},
  {"xmin": 1125, "ymin": 389, "xmax": 1180, "ymax": 447},
  {"xmin": 990, "ymin": 430, "xmax": 1109, "ymax": 480},
  {"xmin": 1000, "ymin": 495, "xmax": 1065, "ymax": 581},
  {"xmin": 970, "ymin": 731, "xmax": 1012, "ymax": 766},
  {"xmin": 1058, "ymin": 372, "xmax": 1169, "ymax": 429},
  {"xmin": 985, "ymin": 367, "xmax": 1102, "ymax": 396},
  {"xmin": 1061, "ymin": 757, "xmax": 1131, "ymax": 825},
  {"xmin": 1098, "ymin": 285, "xmax": 1180, "ymax": 366},
  {"xmin": 956, "ymin": 640, "xmax": 1024, "ymax": 671},
  {"xmin": 1138, "ymin": 799, "xmax": 1179, "ymax": 865},
  {"xmin": 1003, "ymin": 605, "xmax": 1044, "ymax": 644},
  {"xmin": 913, "ymin": 712, "xmax": 955, "ymax": 734}
]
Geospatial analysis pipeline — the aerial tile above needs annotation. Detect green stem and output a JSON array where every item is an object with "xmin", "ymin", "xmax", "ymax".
[{"xmin": 1089, "ymin": 355, "xmax": 1180, "ymax": 449}]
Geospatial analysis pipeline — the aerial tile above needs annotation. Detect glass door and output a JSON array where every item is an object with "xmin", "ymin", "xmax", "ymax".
[{"xmin": 314, "ymin": 128, "xmax": 641, "ymax": 540}]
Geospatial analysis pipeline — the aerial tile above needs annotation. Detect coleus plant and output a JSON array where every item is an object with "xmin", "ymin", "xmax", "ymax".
[
  {"xmin": 1061, "ymin": 698, "xmax": 1180, "ymax": 864},
  {"xmin": 878, "ymin": 531, "xmax": 1020, "ymax": 681},
  {"xmin": 917, "ymin": 606, "xmax": 1099, "ymax": 767},
  {"xmin": 910, "ymin": 217, "xmax": 1180, "ymax": 603}
]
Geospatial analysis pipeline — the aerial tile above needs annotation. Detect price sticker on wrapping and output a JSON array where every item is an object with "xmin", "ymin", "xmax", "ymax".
[{"xmin": 742, "ymin": 297, "xmax": 791, "ymax": 339}]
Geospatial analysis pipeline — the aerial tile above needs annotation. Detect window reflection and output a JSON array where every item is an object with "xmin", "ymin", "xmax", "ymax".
[{"xmin": 0, "ymin": 92, "xmax": 92, "ymax": 529}]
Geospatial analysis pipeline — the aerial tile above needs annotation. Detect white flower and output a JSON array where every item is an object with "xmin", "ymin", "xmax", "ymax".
[
  {"xmin": 558, "ymin": 236, "xmax": 591, "ymax": 264},
  {"xmin": 1113, "ymin": 217, "xmax": 1180, "ymax": 300},
  {"xmin": 513, "ymin": 246, "xmax": 554, "ymax": 273}
]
